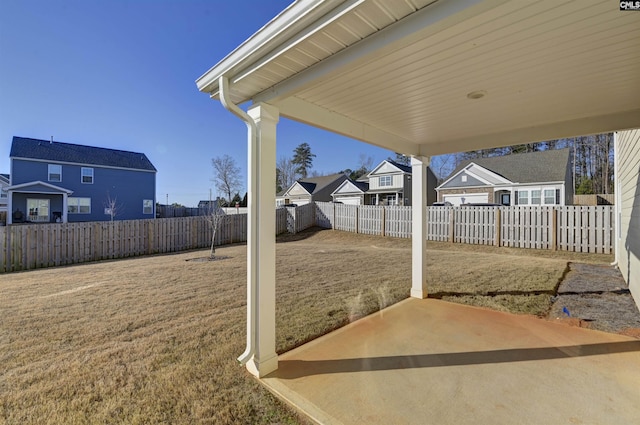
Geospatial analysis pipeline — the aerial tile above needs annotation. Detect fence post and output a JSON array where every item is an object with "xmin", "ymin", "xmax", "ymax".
[
  {"xmin": 355, "ymin": 205, "xmax": 359, "ymax": 234},
  {"xmin": 552, "ymin": 207, "xmax": 558, "ymax": 251},
  {"xmin": 332, "ymin": 203, "xmax": 336, "ymax": 230},
  {"xmin": 495, "ymin": 209, "xmax": 501, "ymax": 247},
  {"xmin": 147, "ymin": 221, "xmax": 154, "ymax": 254},
  {"xmin": 448, "ymin": 209, "xmax": 455, "ymax": 243},
  {"xmin": 381, "ymin": 206, "xmax": 386, "ymax": 237}
]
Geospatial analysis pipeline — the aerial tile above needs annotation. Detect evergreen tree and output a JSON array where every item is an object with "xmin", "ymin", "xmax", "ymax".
[{"xmin": 292, "ymin": 143, "xmax": 316, "ymax": 178}]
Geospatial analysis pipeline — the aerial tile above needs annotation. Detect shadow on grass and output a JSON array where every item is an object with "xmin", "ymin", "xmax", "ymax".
[
  {"xmin": 272, "ymin": 340, "xmax": 640, "ymax": 379},
  {"xmin": 276, "ymin": 226, "xmax": 331, "ymax": 243}
]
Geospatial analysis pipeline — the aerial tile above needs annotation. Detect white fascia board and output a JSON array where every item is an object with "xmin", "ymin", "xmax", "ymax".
[
  {"xmin": 195, "ymin": 0, "xmax": 347, "ymax": 96},
  {"xmin": 283, "ymin": 181, "xmax": 312, "ymax": 197},
  {"xmin": 331, "ymin": 179, "xmax": 364, "ymax": 196},
  {"xmin": 367, "ymin": 160, "xmax": 408, "ymax": 177},
  {"xmin": 435, "ymin": 163, "xmax": 475, "ymax": 189},
  {"xmin": 463, "ymin": 166, "xmax": 497, "ymax": 186},
  {"xmin": 509, "ymin": 182, "xmax": 565, "ymax": 188},
  {"xmin": 465, "ymin": 164, "xmax": 512, "ymax": 185},
  {"xmin": 253, "ymin": 0, "xmax": 505, "ymax": 105},
  {"xmin": 277, "ymin": 97, "xmax": 418, "ymax": 155},
  {"xmin": 7, "ymin": 180, "xmax": 73, "ymax": 194},
  {"xmin": 421, "ymin": 109, "xmax": 640, "ymax": 156},
  {"xmin": 330, "ymin": 180, "xmax": 350, "ymax": 196}
]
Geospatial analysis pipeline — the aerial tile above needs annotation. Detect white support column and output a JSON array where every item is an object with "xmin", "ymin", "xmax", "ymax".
[
  {"xmin": 246, "ymin": 102, "xmax": 279, "ymax": 377},
  {"xmin": 7, "ymin": 191, "xmax": 12, "ymax": 225},
  {"xmin": 62, "ymin": 193, "xmax": 69, "ymax": 223},
  {"xmin": 411, "ymin": 155, "xmax": 430, "ymax": 299}
]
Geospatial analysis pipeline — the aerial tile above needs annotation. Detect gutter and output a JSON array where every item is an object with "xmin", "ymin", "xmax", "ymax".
[{"xmin": 218, "ymin": 76, "xmax": 258, "ymax": 365}]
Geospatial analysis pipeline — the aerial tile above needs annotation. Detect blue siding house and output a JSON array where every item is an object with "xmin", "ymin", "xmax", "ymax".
[{"xmin": 7, "ymin": 136, "xmax": 157, "ymax": 224}]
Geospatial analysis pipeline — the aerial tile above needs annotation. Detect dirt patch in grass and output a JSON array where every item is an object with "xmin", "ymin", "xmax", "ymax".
[{"xmin": 0, "ymin": 228, "xmax": 615, "ymax": 424}]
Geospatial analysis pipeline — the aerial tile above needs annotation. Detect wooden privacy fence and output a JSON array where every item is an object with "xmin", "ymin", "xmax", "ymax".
[
  {"xmin": 1, "ymin": 213, "xmax": 272, "ymax": 273},
  {"xmin": 0, "ymin": 203, "xmax": 614, "ymax": 272},
  {"xmin": 573, "ymin": 194, "xmax": 615, "ymax": 206},
  {"xmin": 314, "ymin": 202, "xmax": 615, "ymax": 254}
]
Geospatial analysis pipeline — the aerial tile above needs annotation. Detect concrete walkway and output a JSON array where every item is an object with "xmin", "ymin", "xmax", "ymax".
[{"xmin": 262, "ymin": 298, "xmax": 640, "ymax": 425}]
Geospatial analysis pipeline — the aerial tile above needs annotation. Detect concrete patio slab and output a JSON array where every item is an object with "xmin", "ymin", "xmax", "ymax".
[{"xmin": 262, "ymin": 298, "xmax": 640, "ymax": 425}]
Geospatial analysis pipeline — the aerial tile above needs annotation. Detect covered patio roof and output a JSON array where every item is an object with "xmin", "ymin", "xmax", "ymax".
[
  {"xmin": 196, "ymin": 0, "xmax": 640, "ymax": 378},
  {"xmin": 197, "ymin": 0, "xmax": 640, "ymax": 154}
]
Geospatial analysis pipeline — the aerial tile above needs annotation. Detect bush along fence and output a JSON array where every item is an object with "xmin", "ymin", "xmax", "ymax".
[
  {"xmin": 314, "ymin": 202, "xmax": 614, "ymax": 254},
  {"xmin": 0, "ymin": 203, "xmax": 613, "ymax": 273}
]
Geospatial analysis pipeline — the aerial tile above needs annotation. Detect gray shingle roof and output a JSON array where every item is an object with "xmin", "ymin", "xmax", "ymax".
[
  {"xmin": 351, "ymin": 180, "xmax": 369, "ymax": 192},
  {"xmin": 297, "ymin": 173, "xmax": 346, "ymax": 194},
  {"xmin": 387, "ymin": 160, "xmax": 412, "ymax": 173},
  {"xmin": 10, "ymin": 136, "xmax": 157, "ymax": 172},
  {"xmin": 450, "ymin": 148, "xmax": 571, "ymax": 183}
]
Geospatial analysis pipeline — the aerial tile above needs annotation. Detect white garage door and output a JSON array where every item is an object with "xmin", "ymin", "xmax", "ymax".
[
  {"xmin": 335, "ymin": 196, "xmax": 361, "ymax": 205},
  {"xmin": 443, "ymin": 193, "xmax": 488, "ymax": 206}
]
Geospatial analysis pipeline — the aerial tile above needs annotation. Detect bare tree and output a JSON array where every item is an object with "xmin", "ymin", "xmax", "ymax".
[
  {"xmin": 276, "ymin": 155, "xmax": 298, "ymax": 191},
  {"xmin": 204, "ymin": 198, "xmax": 225, "ymax": 259},
  {"xmin": 103, "ymin": 193, "xmax": 123, "ymax": 221},
  {"xmin": 212, "ymin": 155, "xmax": 242, "ymax": 202},
  {"xmin": 431, "ymin": 153, "xmax": 457, "ymax": 182},
  {"xmin": 358, "ymin": 153, "xmax": 374, "ymax": 172}
]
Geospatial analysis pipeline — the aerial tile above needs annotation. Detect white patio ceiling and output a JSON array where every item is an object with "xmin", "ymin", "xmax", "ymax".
[{"xmin": 197, "ymin": 0, "xmax": 640, "ymax": 156}]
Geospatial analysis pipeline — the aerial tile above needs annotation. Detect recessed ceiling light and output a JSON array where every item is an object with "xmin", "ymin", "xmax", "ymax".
[{"xmin": 467, "ymin": 90, "xmax": 487, "ymax": 100}]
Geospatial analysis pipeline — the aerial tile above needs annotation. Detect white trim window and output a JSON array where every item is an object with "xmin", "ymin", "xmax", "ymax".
[
  {"xmin": 518, "ymin": 190, "xmax": 529, "ymax": 205},
  {"xmin": 48, "ymin": 164, "xmax": 62, "ymax": 182},
  {"xmin": 81, "ymin": 167, "xmax": 94, "ymax": 184},
  {"xmin": 68, "ymin": 197, "xmax": 91, "ymax": 214},
  {"xmin": 27, "ymin": 198, "xmax": 50, "ymax": 222},
  {"xmin": 143, "ymin": 199, "xmax": 153, "ymax": 214},
  {"xmin": 531, "ymin": 190, "xmax": 541, "ymax": 205},
  {"xmin": 544, "ymin": 189, "xmax": 555, "ymax": 205},
  {"xmin": 379, "ymin": 175, "xmax": 392, "ymax": 187}
]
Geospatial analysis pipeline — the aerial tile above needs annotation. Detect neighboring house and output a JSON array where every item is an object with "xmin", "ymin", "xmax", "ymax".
[
  {"xmin": 335, "ymin": 160, "xmax": 437, "ymax": 206},
  {"xmin": 331, "ymin": 179, "xmax": 369, "ymax": 205},
  {"xmin": 6, "ymin": 136, "xmax": 157, "ymax": 224},
  {"xmin": 276, "ymin": 173, "xmax": 348, "ymax": 206},
  {"xmin": 365, "ymin": 160, "xmax": 413, "ymax": 206},
  {"xmin": 436, "ymin": 149, "xmax": 573, "ymax": 206},
  {"xmin": 0, "ymin": 173, "xmax": 9, "ymax": 221}
]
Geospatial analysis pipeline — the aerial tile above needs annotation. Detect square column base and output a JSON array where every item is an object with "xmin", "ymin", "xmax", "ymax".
[
  {"xmin": 410, "ymin": 288, "xmax": 428, "ymax": 299},
  {"xmin": 246, "ymin": 353, "xmax": 278, "ymax": 378}
]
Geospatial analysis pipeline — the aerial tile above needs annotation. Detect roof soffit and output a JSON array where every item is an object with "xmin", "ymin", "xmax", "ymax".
[{"xmin": 200, "ymin": 0, "xmax": 640, "ymax": 155}]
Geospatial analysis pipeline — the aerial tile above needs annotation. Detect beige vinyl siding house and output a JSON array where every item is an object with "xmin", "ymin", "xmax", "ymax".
[
  {"xmin": 365, "ymin": 160, "xmax": 437, "ymax": 206},
  {"xmin": 277, "ymin": 173, "xmax": 348, "ymax": 206},
  {"xmin": 331, "ymin": 179, "xmax": 368, "ymax": 205},
  {"xmin": 616, "ymin": 129, "xmax": 640, "ymax": 305}
]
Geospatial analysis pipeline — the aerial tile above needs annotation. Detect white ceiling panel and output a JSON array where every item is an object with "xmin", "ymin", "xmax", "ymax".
[{"xmin": 197, "ymin": 0, "xmax": 640, "ymax": 155}]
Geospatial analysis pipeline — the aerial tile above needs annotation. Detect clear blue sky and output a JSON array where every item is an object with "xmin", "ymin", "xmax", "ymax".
[{"xmin": 0, "ymin": 0, "xmax": 438, "ymax": 207}]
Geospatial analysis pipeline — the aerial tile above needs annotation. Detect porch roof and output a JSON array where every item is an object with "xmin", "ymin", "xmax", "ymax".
[
  {"xmin": 197, "ymin": 0, "xmax": 640, "ymax": 155},
  {"xmin": 6, "ymin": 180, "xmax": 73, "ymax": 195}
]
